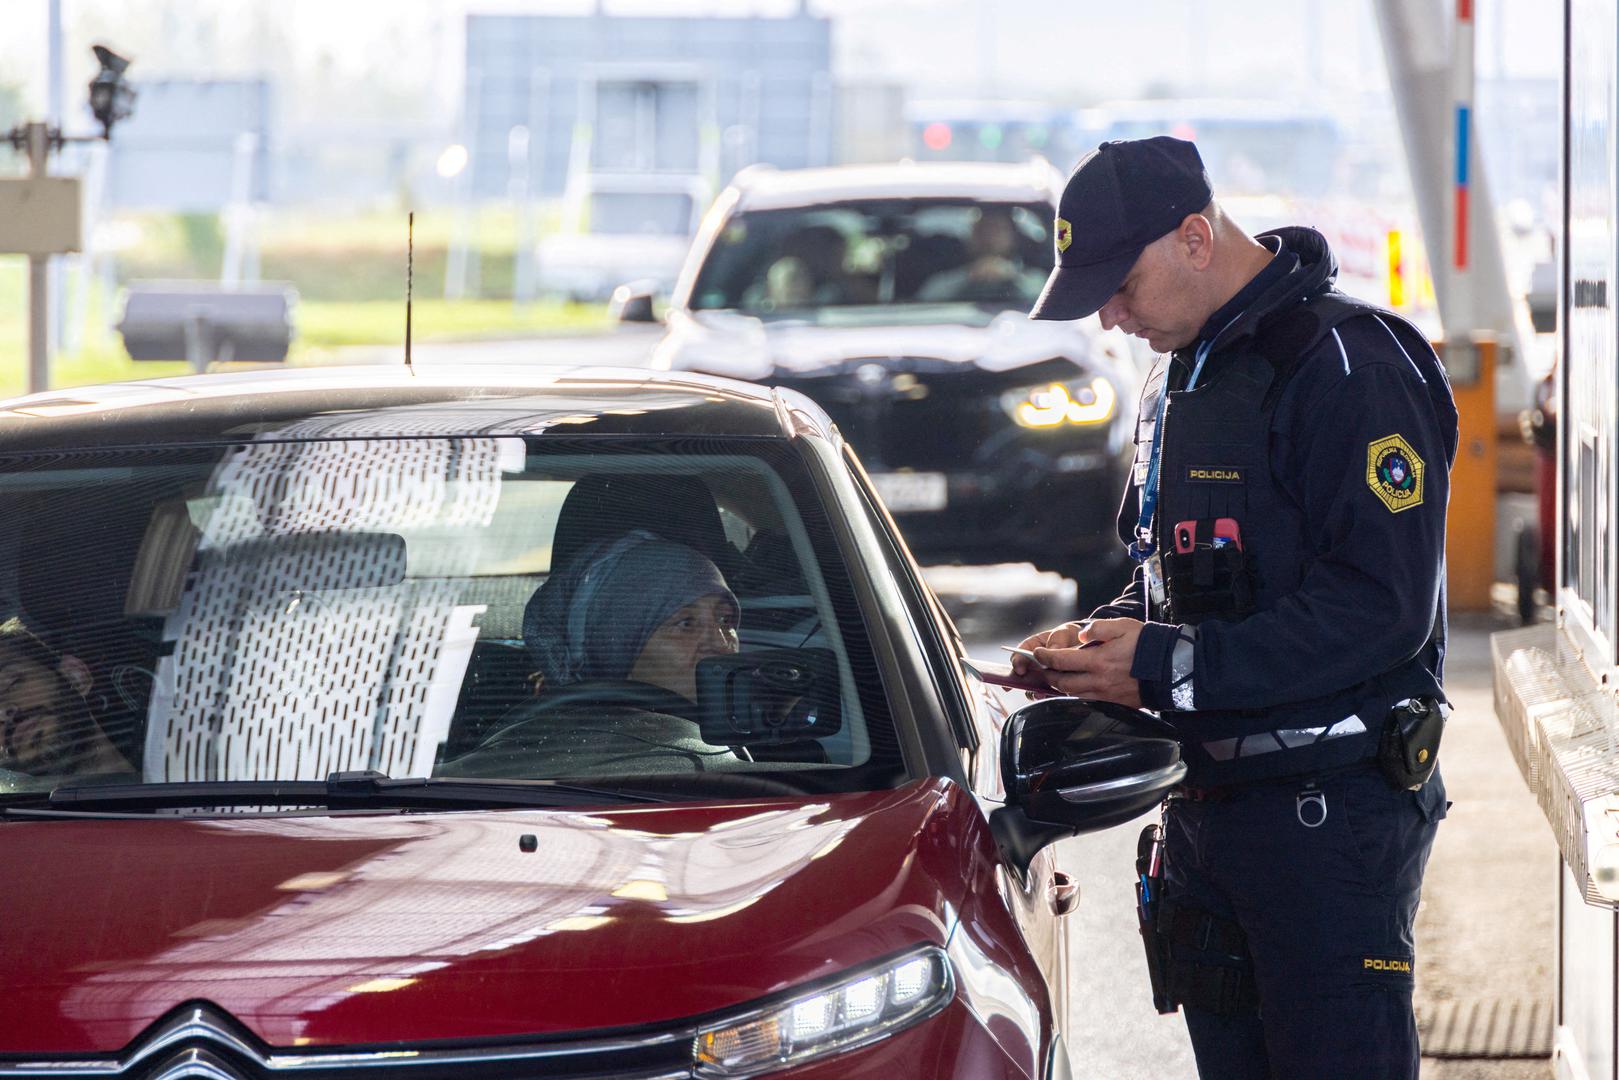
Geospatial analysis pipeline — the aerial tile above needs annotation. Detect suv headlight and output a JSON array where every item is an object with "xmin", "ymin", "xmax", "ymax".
[
  {"xmin": 694, "ymin": 945, "xmax": 953, "ymax": 1076},
  {"xmin": 1001, "ymin": 376, "xmax": 1117, "ymax": 428}
]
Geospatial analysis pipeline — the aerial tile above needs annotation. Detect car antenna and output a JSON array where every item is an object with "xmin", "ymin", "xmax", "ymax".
[{"xmin": 404, "ymin": 210, "xmax": 415, "ymax": 376}]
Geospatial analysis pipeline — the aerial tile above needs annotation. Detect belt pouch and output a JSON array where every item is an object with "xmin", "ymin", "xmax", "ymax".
[{"xmin": 1377, "ymin": 697, "xmax": 1445, "ymax": 790}]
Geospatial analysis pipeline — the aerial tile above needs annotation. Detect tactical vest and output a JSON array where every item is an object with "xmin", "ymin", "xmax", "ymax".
[{"xmin": 1134, "ymin": 290, "xmax": 1445, "ymax": 785}]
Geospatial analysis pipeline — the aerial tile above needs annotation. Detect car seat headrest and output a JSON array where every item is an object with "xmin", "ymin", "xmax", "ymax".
[{"xmin": 549, "ymin": 474, "xmax": 736, "ymax": 576}]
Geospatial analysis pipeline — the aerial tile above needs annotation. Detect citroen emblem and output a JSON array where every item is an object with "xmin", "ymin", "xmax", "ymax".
[{"xmin": 149, "ymin": 1047, "xmax": 247, "ymax": 1079}]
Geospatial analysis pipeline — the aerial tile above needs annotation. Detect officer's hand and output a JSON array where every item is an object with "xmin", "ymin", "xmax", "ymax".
[
  {"xmin": 1032, "ymin": 618, "xmax": 1144, "ymax": 708},
  {"xmin": 1011, "ymin": 621, "xmax": 1087, "ymax": 675}
]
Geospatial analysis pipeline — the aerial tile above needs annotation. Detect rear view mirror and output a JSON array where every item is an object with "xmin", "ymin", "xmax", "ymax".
[
  {"xmin": 696, "ymin": 648, "xmax": 841, "ymax": 746},
  {"xmin": 992, "ymin": 697, "xmax": 1185, "ymax": 871}
]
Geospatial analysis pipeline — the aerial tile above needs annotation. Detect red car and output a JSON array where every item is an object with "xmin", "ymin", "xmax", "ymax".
[{"xmin": 0, "ymin": 366, "xmax": 1182, "ymax": 1078}]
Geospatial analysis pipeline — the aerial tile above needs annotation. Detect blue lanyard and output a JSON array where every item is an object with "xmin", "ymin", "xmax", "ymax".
[{"xmin": 1129, "ymin": 338, "xmax": 1215, "ymax": 562}]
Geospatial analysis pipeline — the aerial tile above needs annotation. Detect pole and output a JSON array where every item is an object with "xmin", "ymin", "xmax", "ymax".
[
  {"xmin": 1451, "ymin": 0, "xmax": 1476, "ymax": 335},
  {"xmin": 446, "ymin": 68, "xmax": 481, "ymax": 300},
  {"xmin": 26, "ymin": 123, "xmax": 52, "ymax": 394},
  {"xmin": 1369, "ymin": 0, "xmax": 1528, "ymax": 408},
  {"xmin": 46, "ymin": 0, "xmax": 65, "ymax": 358},
  {"xmin": 514, "ymin": 68, "xmax": 549, "ymax": 307},
  {"xmin": 506, "ymin": 123, "xmax": 530, "ymax": 307},
  {"xmin": 46, "ymin": 0, "xmax": 63, "ymax": 124}
]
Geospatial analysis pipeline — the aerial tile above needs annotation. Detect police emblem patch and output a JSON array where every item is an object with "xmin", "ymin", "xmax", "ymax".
[
  {"xmin": 1365, "ymin": 433, "xmax": 1425, "ymax": 513},
  {"xmin": 1055, "ymin": 217, "xmax": 1072, "ymax": 253}
]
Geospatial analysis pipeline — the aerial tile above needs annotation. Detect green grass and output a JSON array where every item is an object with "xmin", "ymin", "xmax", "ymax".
[
  {"xmin": 0, "ymin": 204, "xmax": 611, "ymax": 400},
  {"xmin": 295, "ymin": 298, "xmax": 609, "ymax": 351}
]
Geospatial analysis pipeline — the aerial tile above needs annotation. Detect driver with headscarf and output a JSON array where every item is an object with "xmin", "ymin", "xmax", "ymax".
[{"xmin": 442, "ymin": 530, "xmax": 744, "ymax": 777}]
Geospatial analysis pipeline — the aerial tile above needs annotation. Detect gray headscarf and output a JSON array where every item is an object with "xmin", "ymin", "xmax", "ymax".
[{"xmin": 523, "ymin": 529, "xmax": 738, "ymax": 687}]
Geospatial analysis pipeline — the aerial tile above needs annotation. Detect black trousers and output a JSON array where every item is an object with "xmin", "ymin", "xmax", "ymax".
[{"xmin": 1162, "ymin": 763, "xmax": 1447, "ymax": 1079}]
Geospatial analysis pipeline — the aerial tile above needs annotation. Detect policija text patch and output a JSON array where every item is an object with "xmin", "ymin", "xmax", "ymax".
[
  {"xmin": 1362, "ymin": 956, "xmax": 1414, "ymax": 975},
  {"xmin": 1185, "ymin": 466, "xmax": 1244, "ymax": 484},
  {"xmin": 1365, "ymin": 434, "xmax": 1425, "ymax": 513}
]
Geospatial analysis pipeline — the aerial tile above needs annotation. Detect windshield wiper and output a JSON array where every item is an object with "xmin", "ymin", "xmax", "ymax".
[{"xmin": 4, "ymin": 771, "xmax": 664, "ymax": 815}]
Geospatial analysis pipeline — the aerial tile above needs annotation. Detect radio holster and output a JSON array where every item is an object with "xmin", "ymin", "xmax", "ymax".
[
  {"xmin": 1377, "ymin": 696, "xmax": 1445, "ymax": 790},
  {"xmin": 1136, "ymin": 823, "xmax": 1259, "ymax": 1016}
]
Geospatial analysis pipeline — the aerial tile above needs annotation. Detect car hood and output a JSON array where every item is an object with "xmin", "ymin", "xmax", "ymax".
[
  {"xmin": 651, "ymin": 307, "xmax": 1103, "ymax": 380},
  {"xmin": 3, "ymin": 778, "xmax": 998, "ymax": 1053}
]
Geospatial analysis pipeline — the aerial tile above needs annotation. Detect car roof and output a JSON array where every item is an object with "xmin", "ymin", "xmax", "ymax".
[
  {"xmin": 727, "ymin": 160, "xmax": 1063, "ymax": 211},
  {"xmin": 0, "ymin": 363, "xmax": 840, "ymax": 452}
]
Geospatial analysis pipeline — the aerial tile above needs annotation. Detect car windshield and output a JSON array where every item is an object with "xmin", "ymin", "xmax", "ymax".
[
  {"xmin": 688, "ymin": 198, "xmax": 1054, "ymax": 324},
  {"xmin": 0, "ymin": 435, "xmax": 905, "ymax": 803}
]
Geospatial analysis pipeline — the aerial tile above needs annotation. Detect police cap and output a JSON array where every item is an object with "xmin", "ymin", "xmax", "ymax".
[{"xmin": 1029, "ymin": 136, "xmax": 1213, "ymax": 321}]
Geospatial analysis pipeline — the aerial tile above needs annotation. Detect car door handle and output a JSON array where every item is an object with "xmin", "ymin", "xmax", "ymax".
[{"xmin": 1048, "ymin": 870, "xmax": 1080, "ymax": 916}]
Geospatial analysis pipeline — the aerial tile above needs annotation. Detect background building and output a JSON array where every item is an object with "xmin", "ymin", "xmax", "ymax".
[{"xmin": 463, "ymin": 11, "xmax": 834, "ymax": 201}]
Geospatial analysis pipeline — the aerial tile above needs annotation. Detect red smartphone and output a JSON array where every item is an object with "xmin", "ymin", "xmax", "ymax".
[{"xmin": 1213, "ymin": 517, "xmax": 1243, "ymax": 550}]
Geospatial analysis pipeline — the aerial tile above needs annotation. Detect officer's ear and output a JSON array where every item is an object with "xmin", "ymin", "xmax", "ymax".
[{"xmin": 1176, "ymin": 213, "xmax": 1215, "ymax": 272}]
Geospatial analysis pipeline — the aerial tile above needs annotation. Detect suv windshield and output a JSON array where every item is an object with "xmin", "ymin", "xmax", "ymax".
[
  {"xmin": 0, "ymin": 435, "xmax": 904, "ymax": 803},
  {"xmin": 688, "ymin": 199, "xmax": 1054, "ymax": 323}
]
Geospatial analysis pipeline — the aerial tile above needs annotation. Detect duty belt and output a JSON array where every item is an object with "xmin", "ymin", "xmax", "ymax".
[{"xmin": 1194, "ymin": 714, "xmax": 1370, "ymax": 763}]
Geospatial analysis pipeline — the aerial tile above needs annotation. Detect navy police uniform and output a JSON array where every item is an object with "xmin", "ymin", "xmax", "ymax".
[
  {"xmin": 1097, "ymin": 226, "xmax": 1456, "ymax": 1078},
  {"xmin": 1030, "ymin": 139, "xmax": 1459, "ymax": 1078}
]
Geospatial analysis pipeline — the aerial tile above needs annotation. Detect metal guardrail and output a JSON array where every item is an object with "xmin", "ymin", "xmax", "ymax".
[{"xmin": 1492, "ymin": 623, "xmax": 1619, "ymax": 907}]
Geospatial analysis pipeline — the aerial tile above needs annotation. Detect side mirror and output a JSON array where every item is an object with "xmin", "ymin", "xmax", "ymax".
[
  {"xmin": 990, "ymin": 697, "xmax": 1185, "ymax": 872},
  {"xmin": 696, "ymin": 648, "xmax": 842, "ymax": 746},
  {"xmin": 609, "ymin": 282, "xmax": 659, "ymax": 324}
]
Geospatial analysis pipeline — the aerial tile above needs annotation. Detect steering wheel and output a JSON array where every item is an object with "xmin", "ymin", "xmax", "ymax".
[
  {"xmin": 478, "ymin": 681, "xmax": 699, "ymax": 748},
  {"xmin": 456, "ymin": 683, "xmax": 809, "ymax": 796}
]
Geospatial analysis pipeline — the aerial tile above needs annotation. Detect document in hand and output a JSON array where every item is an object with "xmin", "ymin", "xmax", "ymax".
[{"xmin": 965, "ymin": 657, "xmax": 1062, "ymax": 698}]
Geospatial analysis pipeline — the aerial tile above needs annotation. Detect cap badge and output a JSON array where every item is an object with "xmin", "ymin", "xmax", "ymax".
[{"xmin": 1055, "ymin": 217, "xmax": 1072, "ymax": 253}]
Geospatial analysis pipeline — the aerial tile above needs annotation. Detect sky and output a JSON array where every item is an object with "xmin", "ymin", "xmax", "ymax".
[{"xmin": 0, "ymin": 0, "xmax": 1565, "ymax": 129}]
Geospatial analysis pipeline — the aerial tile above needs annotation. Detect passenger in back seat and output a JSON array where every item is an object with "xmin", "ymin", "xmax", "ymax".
[{"xmin": 0, "ymin": 619, "xmax": 134, "ymax": 780}]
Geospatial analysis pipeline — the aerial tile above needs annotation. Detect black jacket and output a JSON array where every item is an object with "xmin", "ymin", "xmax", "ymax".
[{"xmin": 1093, "ymin": 227, "xmax": 1460, "ymax": 781}]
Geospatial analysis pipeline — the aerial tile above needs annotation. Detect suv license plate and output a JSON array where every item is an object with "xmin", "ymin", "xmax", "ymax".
[{"xmin": 871, "ymin": 472, "xmax": 947, "ymax": 513}]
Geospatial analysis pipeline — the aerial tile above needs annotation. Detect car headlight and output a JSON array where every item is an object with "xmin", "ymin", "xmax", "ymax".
[
  {"xmin": 694, "ymin": 946, "xmax": 953, "ymax": 1076},
  {"xmin": 1001, "ymin": 376, "xmax": 1117, "ymax": 428}
]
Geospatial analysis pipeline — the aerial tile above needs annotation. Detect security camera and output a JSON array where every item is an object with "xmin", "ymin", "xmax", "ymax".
[{"xmin": 87, "ymin": 45, "xmax": 135, "ymax": 139}]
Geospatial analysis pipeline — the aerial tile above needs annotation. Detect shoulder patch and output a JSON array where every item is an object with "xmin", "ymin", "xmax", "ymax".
[{"xmin": 1366, "ymin": 434, "xmax": 1425, "ymax": 512}]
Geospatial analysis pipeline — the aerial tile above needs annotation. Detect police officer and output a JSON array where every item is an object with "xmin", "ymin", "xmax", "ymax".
[{"xmin": 1013, "ymin": 137, "xmax": 1457, "ymax": 1078}]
